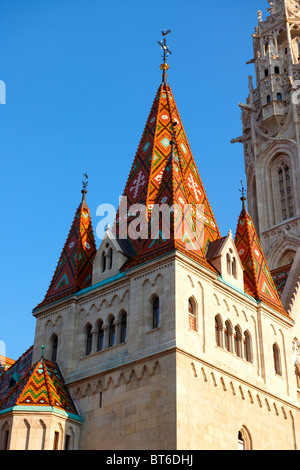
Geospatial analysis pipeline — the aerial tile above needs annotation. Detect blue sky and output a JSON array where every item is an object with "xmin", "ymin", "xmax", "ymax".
[{"xmin": 0, "ymin": 0, "xmax": 269, "ymax": 360}]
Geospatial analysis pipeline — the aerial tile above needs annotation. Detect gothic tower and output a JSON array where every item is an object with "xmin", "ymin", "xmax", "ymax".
[{"xmin": 233, "ymin": 0, "xmax": 300, "ymax": 271}]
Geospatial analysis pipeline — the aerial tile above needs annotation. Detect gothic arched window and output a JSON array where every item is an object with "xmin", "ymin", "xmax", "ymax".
[
  {"xmin": 120, "ymin": 312, "xmax": 127, "ymax": 343},
  {"xmin": 215, "ymin": 315, "xmax": 223, "ymax": 348},
  {"xmin": 238, "ymin": 431, "xmax": 245, "ymax": 450},
  {"xmin": 238, "ymin": 426, "xmax": 252, "ymax": 450},
  {"xmin": 232, "ymin": 257, "xmax": 237, "ymax": 279},
  {"xmin": 274, "ymin": 66, "xmax": 280, "ymax": 74},
  {"xmin": 224, "ymin": 320, "xmax": 232, "ymax": 352},
  {"xmin": 102, "ymin": 252, "xmax": 106, "ymax": 272},
  {"xmin": 86, "ymin": 325, "xmax": 93, "ymax": 356},
  {"xmin": 108, "ymin": 317, "xmax": 115, "ymax": 347},
  {"xmin": 278, "ymin": 162, "xmax": 294, "ymax": 221},
  {"xmin": 226, "ymin": 249, "xmax": 237, "ymax": 279},
  {"xmin": 109, "ymin": 248, "xmax": 113, "ymax": 270},
  {"xmin": 273, "ymin": 343, "xmax": 282, "ymax": 376},
  {"xmin": 227, "ymin": 253, "xmax": 231, "ymax": 275},
  {"xmin": 277, "ymin": 92, "xmax": 282, "ymax": 101},
  {"xmin": 152, "ymin": 297, "xmax": 159, "ymax": 329},
  {"xmin": 188, "ymin": 298, "xmax": 197, "ymax": 331},
  {"xmin": 244, "ymin": 331, "xmax": 252, "ymax": 363},
  {"xmin": 52, "ymin": 335, "xmax": 58, "ymax": 362},
  {"xmin": 97, "ymin": 321, "xmax": 104, "ymax": 352},
  {"xmin": 234, "ymin": 326, "xmax": 243, "ymax": 358}
]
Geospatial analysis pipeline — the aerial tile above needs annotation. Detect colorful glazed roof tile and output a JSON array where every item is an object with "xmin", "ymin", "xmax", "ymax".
[
  {"xmin": 34, "ymin": 191, "xmax": 97, "ymax": 310},
  {"xmin": 0, "ymin": 357, "xmax": 78, "ymax": 417},
  {"xmin": 0, "ymin": 356, "xmax": 15, "ymax": 374},
  {"xmin": 271, "ymin": 263, "xmax": 293, "ymax": 298},
  {"xmin": 234, "ymin": 204, "xmax": 288, "ymax": 316},
  {"xmin": 114, "ymin": 83, "xmax": 221, "ymax": 270},
  {"xmin": 0, "ymin": 346, "xmax": 33, "ymax": 400}
]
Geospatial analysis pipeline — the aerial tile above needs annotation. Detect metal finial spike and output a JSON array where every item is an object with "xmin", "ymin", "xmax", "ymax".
[
  {"xmin": 239, "ymin": 179, "xmax": 247, "ymax": 211},
  {"xmin": 158, "ymin": 30, "xmax": 172, "ymax": 84},
  {"xmin": 82, "ymin": 173, "xmax": 88, "ymax": 201},
  {"xmin": 41, "ymin": 345, "xmax": 45, "ymax": 359},
  {"xmin": 82, "ymin": 172, "xmax": 88, "ymax": 191},
  {"xmin": 239, "ymin": 178, "xmax": 246, "ymax": 198}
]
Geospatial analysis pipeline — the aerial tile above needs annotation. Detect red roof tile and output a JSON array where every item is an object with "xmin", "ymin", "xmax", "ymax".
[
  {"xmin": 114, "ymin": 83, "xmax": 221, "ymax": 270},
  {"xmin": 34, "ymin": 193, "xmax": 97, "ymax": 310},
  {"xmin": 235, "ymin": 207, "xmax": 288, "ymax": 317}
]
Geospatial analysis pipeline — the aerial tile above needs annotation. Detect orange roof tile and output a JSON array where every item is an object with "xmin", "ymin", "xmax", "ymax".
[
  {"xmin": 34, "ymin": 192, "xmax": 97, "ymax": 310},
  {"xmin": 235, "ymin": 206, "xmax": 289, "ymax": 317},
  {"xmin": 114, "ymin": 83, "xmax": 221, "ymax": 270},
  {"xmin": 0, "ymin": 358, "xmax": 78, "ymax": 416}
]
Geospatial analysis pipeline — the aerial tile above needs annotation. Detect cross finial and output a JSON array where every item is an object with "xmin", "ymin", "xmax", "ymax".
[{"xmin": 158, "ymin": 30, "xmax": 172, "ymax": 85}]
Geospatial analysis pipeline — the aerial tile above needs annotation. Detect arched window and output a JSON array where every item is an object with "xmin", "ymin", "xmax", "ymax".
[
  {"xmin": 224, "ymin": 320, "xmax": 232, "ymax": 352},
  {"xmin": 265, "ymin": 68, "xmax": 269, "ymax": 77},
  {"xmin": 274, "ymin": 66, "xmax": 280, "ymax": 74},
  {"xmin": 238, "ymin": 431, "xmax": 245, "ymax": 450},
  {"xmin": 1, "ymin": 423, "xmax": 10, "ymax": 450},
  {"xmin": 232, "ymin": 257, "xmax": 237, "ymax": 279},
  {"xmin": 109, "ymin": 248, "xmax": 113, "ymax": 270},
  {"xmin": 86, "ymin": 325, "xmax": 93, "ymax": 356},
  {"xmin": 278, "ymin": 162, "xmax": 294, "ymax": 221},
  {"xmin": 53, "ymin": 431, "xmax": 60, "ymax": 450},
  {"xmin": 108, "ymin": 317, "xmax": 115, "ymax": 347},
  {"xmin": 273, "ymin": 343, "xmax": 282, "ymax": 376},
  {"xmin": 238, "ymin": 427, "xmax": 252, "ymax": 450},
  {"xmin": 152, "ymin": 297, "xmax": 159, "ymax": 329},
  {"xmin": 244, "ymin": 331, "xmax": 252, "ymax": 363},
  {"xmin": 234, "ymin": 326, "xmax": 243, "ymax": 358},
  {"xmin": 102, "ymin": 252, "xmax": 106, "ymax": 272},
  {"xmin": 277, "ymin": 92, "xmax": 282, "ymax": 101},
  {"xmin": 267, "ymin": 95, "xmax": 271, "ymax": 103},
  {"xmin": 120, "ymin": 312, "xmax": 127, "ymax": 343},
  {"xmin": 65, "ymin": 434, "xmax": 71, "ymax": 450},
  {"xmin": 52, "ymin": 335, "xmax": 58, "ymax": 362},
  {"xmin": 226, "ymin": 249, "xmax": 237, "ymax": 279},
  {"xmin": 227, "ymin": 253, "xmax": 231, "ymax": 275},
  {"xmin": 188, "ymin": 298, "xmax": 197, "ymax": 331},
  {"xmin": 97, "ymin": 321, "xmax": 104, "ymax": 352},
  {"xmin": 215, "ymin": 316, "xmax": 223, "ymax": 348}
]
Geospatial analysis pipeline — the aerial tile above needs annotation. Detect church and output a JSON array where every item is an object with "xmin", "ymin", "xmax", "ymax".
[{"xmin": 1, "ymin": 0, "xmax": 300, "ymax": 450}]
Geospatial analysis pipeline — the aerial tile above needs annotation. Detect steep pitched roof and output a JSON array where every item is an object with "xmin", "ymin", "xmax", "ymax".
[
  {"xmin": 234, "ymin": 205, "xmax": 288, "ymax": 316},
  {"xmin": 0, "ymin": 346, "xmax": 33, "ymax": 400},
  {"xmin": 114, "ymin": 83, "xmax": 221, "ymax": 270},
  {"xmin": 34, "ymin": 191, "xmax": 97, "ymax": 310},
  {"xmin": 0, "ymin": 358, "xmax": 78, "ymax": 417}
]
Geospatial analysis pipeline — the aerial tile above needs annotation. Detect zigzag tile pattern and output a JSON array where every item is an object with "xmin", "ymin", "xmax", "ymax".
[
  {"xmin": 235, "ymin": 207, "xmax": 288, "ymax": 316},
  {"xmin": 115, "ymin": 83, "xmax": 220, "ymax": 270},
  {"xmin": 0, "ymin": 359, "xmax": 78, "ymax": 415},
  {"xmin": 34, "ymin": 197, "xmax": 97, "ymax": 309}
]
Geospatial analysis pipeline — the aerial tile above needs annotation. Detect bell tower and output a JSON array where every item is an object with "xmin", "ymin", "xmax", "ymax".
[{"xmin": 232, "ymin": 0, "xmax": 300, "ymax": 270}]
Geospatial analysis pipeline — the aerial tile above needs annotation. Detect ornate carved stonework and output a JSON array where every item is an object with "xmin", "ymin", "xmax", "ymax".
[
  {"xmin": 286, "ymin": 0, "xmax": 300, "ymax": 17},
  {"xmin": 232, "ymin": 0, "xmax": 300, "ymax": 268}
]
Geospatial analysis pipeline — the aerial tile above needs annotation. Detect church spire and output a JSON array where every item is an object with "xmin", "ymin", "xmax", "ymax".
[
  {"xmin": 234, "ymin": 198, "xmax": 288, "ymax": 317},
  {"xmin": 114, "ymin": 69, "xmax": 221, "ymax": 271},
  {"xmin": 34, "ymin": 177, "xmax": 97, "ymax": 311}
]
